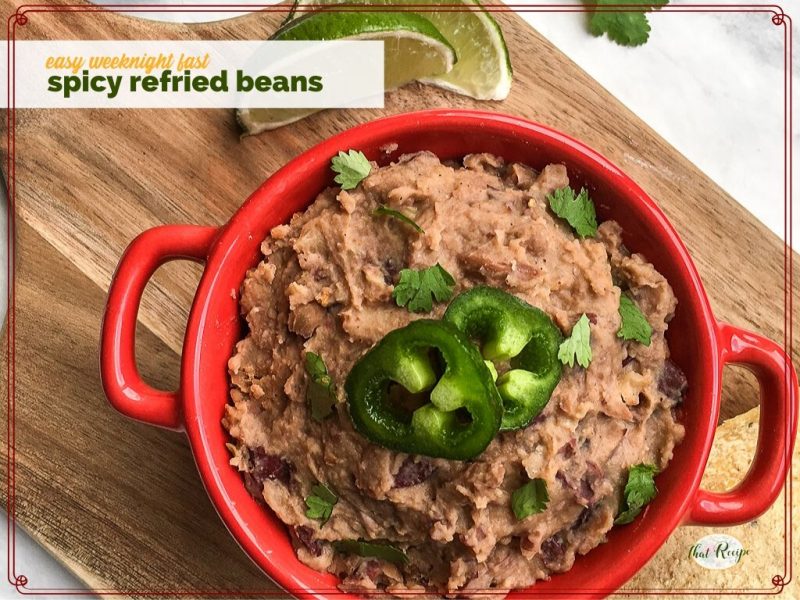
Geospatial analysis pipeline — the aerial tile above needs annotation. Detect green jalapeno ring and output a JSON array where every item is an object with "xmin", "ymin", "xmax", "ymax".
[
  {"xmin": 443, "ymin": 287, "xmax": 563, "ymax": 431},
  {"xmin": 345, "ymin": 319, "xmax": 503, "ymax": 460}
]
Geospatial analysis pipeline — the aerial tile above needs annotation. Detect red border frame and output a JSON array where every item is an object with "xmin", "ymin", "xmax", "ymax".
[{"xmin": 3, "ymin": 2, "xmax": 794, "ymax": 597}]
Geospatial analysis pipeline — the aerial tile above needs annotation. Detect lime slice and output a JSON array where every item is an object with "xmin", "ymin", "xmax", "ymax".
[
  {"xmin": 237, "ymin": 11, "xmax": 456, "ymax": 135},
  {"xmin": 286, "ymin": 0, "xmax": 512, "ymax": 100}
]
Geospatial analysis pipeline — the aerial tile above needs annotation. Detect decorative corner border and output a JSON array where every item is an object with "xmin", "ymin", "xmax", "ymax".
[{"xmin": 3, "ymin": 2, "xmax": 793, "ymax": 597}]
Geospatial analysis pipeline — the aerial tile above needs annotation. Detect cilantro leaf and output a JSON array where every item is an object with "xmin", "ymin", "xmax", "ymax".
[
  {"xmin": 615, "ymin": 464, "xmax": 658, "ymax": 525},
  {"xmin": 305, "ymin": 351, "xmax": 327, "ymax": 379},
  {"xmin": 558, "ymin": 314, "xmax": 592, "ymax": 368},
  {"xmin": 373, "ymin": 205, "xmax": 424, "ymax": 233},
  {"xmin": 392, "ymin": 263, "xmax": 455, "ymax": 313},
  {"xmin": 331, "ymin": 149, "xmax": 371, "ymax": 190},
  {"xmin": 305, "ymin": 352, "xmax": 336, "ymax": 421},
  {"xmin": 547, "ymin": 186, "xmax": 598, "ymax": 238},
  {"xmin": 511, "ymin": 478, "xmax": 549, "ymax": 520},
  {"xmin": 617, "ymin": 294, "xmax": 653, "ymax": 346},
  {"xmin": 586, "ymin": 0, "xmax": 669, "ymax": 47},
  {"xmin": 333, "ymin": 540, "xmax": 409, "ymax": 565},
  {"xmin": 305, "ymin": 483, "xmax": 338, "ymax": 524}
]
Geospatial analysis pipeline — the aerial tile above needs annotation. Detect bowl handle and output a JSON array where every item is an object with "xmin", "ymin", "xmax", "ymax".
[
  {"xmin": 687, "ymin": 321, "xmax": 798, "ymax": 525},
  {"xmin": 100, "ymin": 225, "xmax": 218, "ymax": 430}
]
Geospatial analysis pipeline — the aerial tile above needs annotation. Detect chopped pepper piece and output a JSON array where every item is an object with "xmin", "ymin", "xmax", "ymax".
[
  {"xmin": 344, "ymin": 319, "xmax": 502, "ymax": 460},
  {"xmin": 333, "ymin": 540, "xmax": 409, "ymax": 565},
  {"xmin": 444, "ymin": 287, "xmax": 563, "ymax": 430}
]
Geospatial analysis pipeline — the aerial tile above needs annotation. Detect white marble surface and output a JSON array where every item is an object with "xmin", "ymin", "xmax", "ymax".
[
  {"xmin": 1, "ymin": 1, "xmax": 797, "ymax": 597},
  {"xmin": 524, "ymin": 1, "xmax": 798, "ymax": 244}
]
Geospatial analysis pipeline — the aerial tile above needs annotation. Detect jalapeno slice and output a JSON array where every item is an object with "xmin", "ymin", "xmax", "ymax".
[
  {"xmin": 444, "ymin": 287, "xmax": 563, "ymax": 430},
  {"xmin": 344, "ymin": 319, "xmax": 503, "ymax": 460}
]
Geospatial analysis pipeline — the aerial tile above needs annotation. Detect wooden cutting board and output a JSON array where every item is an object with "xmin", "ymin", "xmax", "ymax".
[{"xmin": 0, "ymin": 0, "xmax": 796, "ymax": 596}]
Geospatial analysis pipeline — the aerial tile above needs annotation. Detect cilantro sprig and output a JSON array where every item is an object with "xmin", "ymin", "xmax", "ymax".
[
  {"xmin": 305, "ymin": 352, "xmax": 336, "ymax": 422},
  {"xmin": 305, "ymin": 483, "xmax": 338, "ymax": 524},
  {"xmin": 331, "ymin": 150, "xmax": 371, "ymax": 190},
  {"xmin": 511, "ymin": 478, "xmax": 549, "ymax": 520},
  {"xmin": 615, "ymin": 464, "xmax": 658, "ymax": 525},
  {"xmin": 547, "ymin": 186, "xmax": 598, "ymax": 238},
  {"xmin": 585, "ymin": 0, "xmax": 669, "ymax": 47},
  {"xmin": 558, "ymin": 314, "xmax": 593, "ymax": 368},
  {"xmin": 373, "ymin": 205, "xmax": 424, "ymax": 233},
  {"xmin": 392, "ymin": 263, "xmax": 456, "ymax": 313},
  {"xmin": 617, "ymin": 294, "xmax": 652, "ymax": 346}
]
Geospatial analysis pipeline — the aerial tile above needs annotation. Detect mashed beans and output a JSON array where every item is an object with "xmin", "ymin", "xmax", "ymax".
[{"xmin": 224, "ymin": 152, "xmax": 686, "ymax": 594}]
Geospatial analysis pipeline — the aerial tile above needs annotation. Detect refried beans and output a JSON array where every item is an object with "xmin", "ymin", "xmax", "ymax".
[{"xmin": 224, "ymin": 151, "xmax": 686, "ymax": 595}]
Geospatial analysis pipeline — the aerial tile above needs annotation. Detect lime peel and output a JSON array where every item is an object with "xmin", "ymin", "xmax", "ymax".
[{"xmin": 237, "ymin": 10, "xmax": 457, "ymax": 135}]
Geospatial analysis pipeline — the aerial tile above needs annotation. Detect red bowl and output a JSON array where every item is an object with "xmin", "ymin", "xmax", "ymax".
[{"xmin": 100, "ymin": 110, "xmax": 798, "ymax": 598}]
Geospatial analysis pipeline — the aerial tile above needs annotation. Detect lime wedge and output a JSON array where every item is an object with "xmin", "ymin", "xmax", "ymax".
[
  {"xmin": 286, "ymin": 0, "xmax": 512, "ymax": 100},
  {"xmin": 237, "ymin": 11, "xmax": 456, "ymax": 135}
]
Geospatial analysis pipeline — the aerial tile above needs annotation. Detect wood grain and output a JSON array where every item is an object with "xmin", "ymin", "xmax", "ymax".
[
  {"xmin": 0, "ymin": 0, "xmax": 796, "ymax": 595},
  {"xmin": 1, "ymin": 221, "xmax": 276, "ymax": 595}
]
